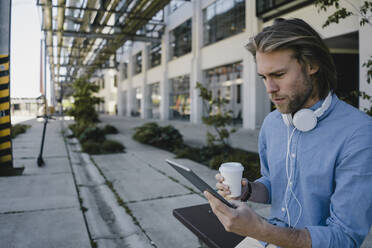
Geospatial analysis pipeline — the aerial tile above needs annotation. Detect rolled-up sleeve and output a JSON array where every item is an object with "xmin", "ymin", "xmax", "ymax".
[{"xmin": 306, "ymin": 124, "xmax": 372, "ymax": 248}]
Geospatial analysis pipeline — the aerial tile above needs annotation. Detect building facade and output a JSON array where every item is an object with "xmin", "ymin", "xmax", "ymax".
[{"xmin": 98, "ymin": 0, "xmax": 372, "ymax": 130}]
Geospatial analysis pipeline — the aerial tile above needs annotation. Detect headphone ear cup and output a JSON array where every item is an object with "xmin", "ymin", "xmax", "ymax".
[
  {"xmin": 282, "ymin": 114, "xmax": 293, "ymax": 127},
  {"xmin": 293, "ymin": 109, "xmax": 317, "ymax": 132}
]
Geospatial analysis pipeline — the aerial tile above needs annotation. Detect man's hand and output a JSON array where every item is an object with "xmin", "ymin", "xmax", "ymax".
[
  {"xmin": 204, "ymin": 191, "xmax": 312, "ymax": 248},
  {"xmin": 216, "ymin": 173, "xmax": 249, "ymax": 200},
  {"xmin": 204, "ymin": 190, "xmax": 265, "ymax": 237}
]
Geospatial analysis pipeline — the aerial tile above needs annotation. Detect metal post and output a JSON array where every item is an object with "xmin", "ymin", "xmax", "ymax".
[
  {"xmin": 37, "ymin": 39, "xmax": 49, "ymax": 167},
  {"xmin": 0, "ymin": 0, "xmax": 24, "ymax": 176}
]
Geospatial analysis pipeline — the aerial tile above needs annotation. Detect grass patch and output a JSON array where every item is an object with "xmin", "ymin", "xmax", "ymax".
[
  {"xmin": 11, "ymin": 124, "xmax": 31, "ymax": 139},
  {"xmin": 103, "ymin": 124, "xmax": 119, "ymax": 134},
  {"xmin": 102, "ymin": 140, "xmax": 125, "ymax": 153},
  {"xmin": 68, "ymin": 124, "xmax": 125, "ymax": 155},
  {"xmin": 132, "ymin": 122, "xmax": 183, "ymax": 152}
]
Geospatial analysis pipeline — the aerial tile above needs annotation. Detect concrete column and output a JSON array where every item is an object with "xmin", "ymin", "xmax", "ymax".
[
  {"xmin": 141, "ymin": 44, "xmax": 151, "ymax": 119},
  {"xmin": 359, "ymin": 23, "xmax": 372, "ymax": 112},
  {"xmin": 160, "ymin": 6, "xmax": 170, "ymax": 120},
  {"xmin": 126, "ymin": 47, "xmax": 134, "ymax": 117},
  {"xmin": 242, "ymin": 0, "xmax": 270, "ymax": 130},
  {"xmin": 0, "ymin": 0, "xmax": 23, "ymax": 174},
  {"xmin": 190, "ymin": 0, "xmax": 203, "ymax": 124},
  {"xmin": 117, "ymin": 62, "xmax": 125, "ymax": 116}
]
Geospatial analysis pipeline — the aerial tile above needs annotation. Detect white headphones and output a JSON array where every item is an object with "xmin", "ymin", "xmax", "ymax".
[{"xmin": 282, "ymin": 92, "xmax": 332, "ymax": 132}]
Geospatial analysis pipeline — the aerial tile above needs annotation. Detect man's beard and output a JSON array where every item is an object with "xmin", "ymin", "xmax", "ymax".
[
  {"xmin": 288, "ymin": 80, "xmax": 313, "ymax": 113},
  {"xmin": 273, "ymin": 75, "xmax": 313, "ymax": 114}
]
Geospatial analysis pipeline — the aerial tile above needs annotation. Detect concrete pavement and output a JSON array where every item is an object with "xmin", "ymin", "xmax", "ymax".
[
  {"xmin": 1, "ymin": 115, "xmax": 371, "ymax": 248},
  {"xmin": 1, "ymin": 118, "xmax": 91, "ymax": 248}
]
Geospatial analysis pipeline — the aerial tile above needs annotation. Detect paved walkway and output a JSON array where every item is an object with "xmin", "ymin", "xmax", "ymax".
[
  {"xmin": 1, "ymin": 115, "xmax": 371, "ymax": 248},
  {"xmin": 0, "ymin": 118, "xmax": 91, "ymax": 247}
]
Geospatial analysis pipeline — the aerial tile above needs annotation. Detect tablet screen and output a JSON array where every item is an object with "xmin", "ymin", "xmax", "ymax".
[{"xmin": 166, "ymin": 159, "xmax": 236, "ymax": 209}]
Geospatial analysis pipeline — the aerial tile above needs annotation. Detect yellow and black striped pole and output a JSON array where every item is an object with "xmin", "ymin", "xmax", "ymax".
[
  {"xmin": 0, "ymin": 55, "xmax": 12, "ymax": 166},
  {"xmin": 0, "ymin": 0, "xmax": 24, "ymax": 176}
]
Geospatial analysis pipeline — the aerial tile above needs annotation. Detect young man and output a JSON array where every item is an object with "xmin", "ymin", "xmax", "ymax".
[{"xmin": 204, "ymin": 18, "xmax": 372, "ymax": 248}]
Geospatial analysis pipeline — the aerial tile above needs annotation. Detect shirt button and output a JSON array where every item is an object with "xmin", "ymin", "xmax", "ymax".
[
  {"xmin": 289, "ymin": 181, "xmax": 293, "ymax": 186},
  {"xmin": 291, "ymin": 153, "xmax": 296, "ymax": 158},
  {"xmin": 281, "ymin": 208, "xmax": 285, "ymax": 212}
]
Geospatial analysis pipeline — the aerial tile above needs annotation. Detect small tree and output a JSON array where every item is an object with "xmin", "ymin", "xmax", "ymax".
[
  {"xmin": 196, "ymin": 82, "xmax": 237, "ymax": 147},
  {"xmin": 315, "ymin": 0, "xmax": 372, "ymax": 116},
  {"xmin": 68, "ymin": 77, "xmax": 103, "ymax": 128}
]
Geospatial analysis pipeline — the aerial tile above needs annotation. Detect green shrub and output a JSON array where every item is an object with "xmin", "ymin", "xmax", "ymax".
[
  {"xmin": 11, "ymin": 124, "xmax": 31, "ymax": 139},
  {"xmin": 68, "ymin": 123, "xmax": 91, "ymax": 138},
  {"xmin": 175, "ymin": 146, "xmax": 204, "ymax": 163},
  {"xmin": 103, "ymin": 124, "xmax": 118, "ymax": 134},
  {"xmin": 67, "ymin": 77, "xmax": 103, "ymax": 126},
  {"xmin": 78, "ymin": 126, "xmax": 105, "ymax": 143},
  {"xmin": 196, "ymin": 82, "xmax": 237, "ymax": 147},
  {"xmin": 176, "ymin": 144, "xmax": 261, "ymax": 181},
  {"xmin": 81, "ymin": 140, "xmax": 101, "ymax": 154},
  {"xmin": 133, "ymin": 122, "xmax": 183, "ymax": 152},
  {"xmin": 101, "ymin": 140, "xmax": 125, "ymax": 153}
]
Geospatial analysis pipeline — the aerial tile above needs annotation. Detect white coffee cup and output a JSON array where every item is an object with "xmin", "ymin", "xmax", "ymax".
[{"xmin": 219, "ymin": 162, "xmax": 244, "ymax": 197}]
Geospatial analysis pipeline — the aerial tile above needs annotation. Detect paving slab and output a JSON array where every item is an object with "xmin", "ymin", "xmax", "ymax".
[
  {"xmin": 128, "ymin": 194, "xmax": 207, "ymax": 248},
  {"xmin": 12, "ymin": 143, "xmax": 68, "ymax": 159},
  {"xmin": 0, "ymin": 173, "xmax": 79, "ymax": 213},
  {"xmin": 105, "ymin": 134, "xmax": 218, "ymax": 192},
  {"xmin": 0, "ymin": 208, "xmax": 91, "ymax": 248},
  {"xmin": 93, "ymin": 154, "xmax": 192, "ymax": 203},
  {"xmin": 91, "ymin": 152, "xmax": 152, "ymax": 173},
  {"xmin": 13, "ymin": 157, "xmax": 71, "ymax": 175}
]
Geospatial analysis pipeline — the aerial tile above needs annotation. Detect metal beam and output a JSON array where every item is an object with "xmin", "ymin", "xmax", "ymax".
[
  {"xmin": 37, "ymin": 2, "xmax": 123, "ymax": 14},
  {"xmin": 42, "ymin": 29, "xmax": 161, "ymax": 43},
  {"xmin": 57, "ymin": 63, "xmax": 117, "ymax": 68}
]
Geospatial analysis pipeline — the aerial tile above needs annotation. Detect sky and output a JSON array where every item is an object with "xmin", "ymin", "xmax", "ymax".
[{"xmin": 10, "ymin": 0, "xmax": 45, "ymax": 98}]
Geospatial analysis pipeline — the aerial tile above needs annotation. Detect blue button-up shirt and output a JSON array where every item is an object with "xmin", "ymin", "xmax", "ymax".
[{"xmin": 256, "ymin": 94, "xmax": 372, "ymax": 247}]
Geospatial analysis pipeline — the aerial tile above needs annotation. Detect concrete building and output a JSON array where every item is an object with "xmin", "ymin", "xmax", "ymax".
[
  {"xmin": 95, "ymin": 70, "xmax": 119, "ymax": 115},
  {"xmin": 11, "ymin": 97, "xmax": 44, "ymax": 116},
  {"xmin": 97, "ymin": 0, "xmax": 371, "ymax": 130}
]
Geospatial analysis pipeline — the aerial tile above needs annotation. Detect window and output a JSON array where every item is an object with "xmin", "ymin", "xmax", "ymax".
[
  {"xmin": 132, "ymin": 87, "xmax": 141, "ymax": 117},
  {"xmin": 169, "ymin": 75, "xmax": 190, "ymax": 120},
  {"xmin": 205, "ymin": 61, "xmax": 242, "ymax": 85},
  {"xmin": 121, "ymin": 62, "xmax": 128, "ymax": 80},
  {"xmin": 203, "ymin": 0, "xmax": 245, "ymax": 46},
  {"xmin": 204, "ymin": 62, "xmax": 243, "ymax": 123},
  {"xmin": 169, "ymin": 19, "xmax": 192, "ymax": 60},
  {"xmin": 149, "ymin": 82, "xmax": 161, "ymax": 119},
  {"xmin": 256, "ymin": 0, "xmax": 314, "ymax": 21},
  {"xmin": 134, "ymin": 52, "xmax": 142, "ymax": 74},
  {"xmin": 150, "ymin": 43, "xmax": 161, "ymax": 68},
  {"xmin": 114, "ymin": 75, "xmax": 118, "ymax": 87}
]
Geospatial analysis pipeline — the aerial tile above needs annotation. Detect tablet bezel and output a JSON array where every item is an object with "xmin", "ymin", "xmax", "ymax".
[{"xmin": 166, "ymin": 159, "xmax": 236, "ymax": 209}]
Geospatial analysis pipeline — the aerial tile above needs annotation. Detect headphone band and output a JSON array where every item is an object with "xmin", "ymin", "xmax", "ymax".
[
  {"xmin": 282, "ymin": 92, "xmax": 332, "ymax": 132},
  {"xmin": 314, "ymin": 92, "xmax": 332, "ymax": 117}
]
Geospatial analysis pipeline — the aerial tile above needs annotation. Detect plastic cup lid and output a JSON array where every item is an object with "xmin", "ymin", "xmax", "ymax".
[{"xmin": 219, "ymin": 162, "xmax": 244, "ymax": 173}]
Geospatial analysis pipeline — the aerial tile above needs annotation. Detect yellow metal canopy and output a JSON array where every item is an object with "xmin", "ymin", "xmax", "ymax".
[{"xmin": 37, "ymin": 0, "xmax": 172, "ymax": 93}]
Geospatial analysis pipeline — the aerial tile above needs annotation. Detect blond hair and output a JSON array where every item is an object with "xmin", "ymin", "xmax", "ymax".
[{"xmin": 246, "ymin": 18, "xmax": 337, "ymax": 99}]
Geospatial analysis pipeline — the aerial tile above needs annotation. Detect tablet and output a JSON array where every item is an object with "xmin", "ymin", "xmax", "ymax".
[{"xmin": 166, "ymin": 159, "xmax": 237, "ymax": 209}]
